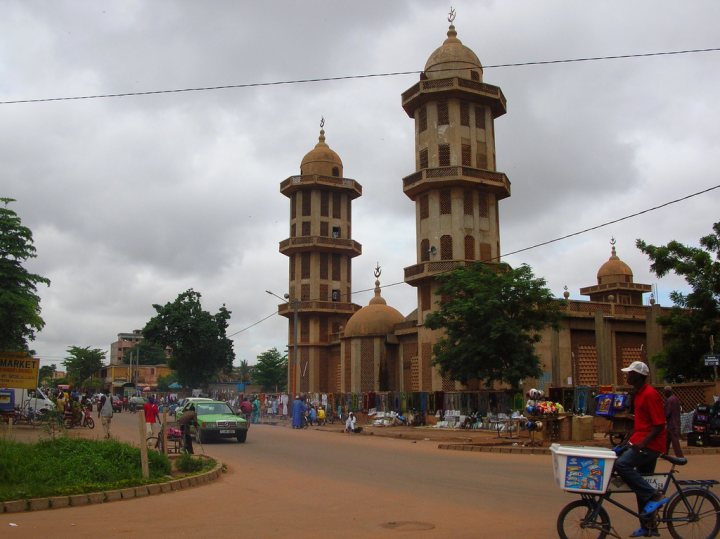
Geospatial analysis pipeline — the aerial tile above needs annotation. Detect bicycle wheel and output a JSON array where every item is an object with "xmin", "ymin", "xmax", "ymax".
[
  {"xmin": 85, "ymin": 417, "xmax": 95, "ymax": 429},
  {"xmin": 665, "ymin": 488, "xmax": 720, "ymax": 539},
  {"xmin": 557, "ymin": 499, "xmax": 611, "ymax": 539}
]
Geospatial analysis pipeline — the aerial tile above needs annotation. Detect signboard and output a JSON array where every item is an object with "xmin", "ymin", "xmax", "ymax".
[
  {"xmin": 704, "ymin": 355, "xmax": 719, "ymax": 367},
  {"xmin": 0, "ymin": 352, "xmax": 40, "ymax": 389}
]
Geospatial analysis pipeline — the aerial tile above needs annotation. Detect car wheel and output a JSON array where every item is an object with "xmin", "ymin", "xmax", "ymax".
[{"xmin": 237, "ymin": 430, "xmax": 247, "ymax": 443}]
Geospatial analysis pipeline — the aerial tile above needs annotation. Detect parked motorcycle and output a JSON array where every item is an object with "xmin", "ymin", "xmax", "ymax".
[{"xmin": 65, "ymin": 406, "xmax": 95, "ymax": 429}]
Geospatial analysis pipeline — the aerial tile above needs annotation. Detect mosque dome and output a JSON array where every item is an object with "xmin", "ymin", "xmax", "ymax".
[
  {"xmin": 424, "ymin": 23, "xmax": 483, "ymax": 81},
  {"xmin": 300, "ymin": 128, "xmax": 343, "ymax": 177},
  {"xmin": 597, "ymin": 242, "xmax": 633, "ymax": 285},
  {"xmin": 344, "ymin": 275, "xmax": 404, "ymax": 338}
]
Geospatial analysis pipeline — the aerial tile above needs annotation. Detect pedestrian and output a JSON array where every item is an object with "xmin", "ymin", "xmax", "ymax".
[
  {"xmin": 251, "ymin": 395, "xmax": 260, "ymax": 424},
  {"xmin": 317, "ymin": 406, "xmax": 326, "ymax": 425},
  {"xmin": 291, "ymin": 395, "xmax": 305, "ymax": 429},
  {"xmin": 664, "ymin": 385, "xmax": 684, "ymax": 457},
  {"xmin": 99, "ymin": 392, "xmax": 114, "ymax": 439},
  {"xmin": 177, "ymin": 404, "xmax": 198, "ymax": 454},
  {"xmin": 345, "ymin": 411, "xmax": 356, "ymax": 433},
  {"xmin": 309, "ymin": 405, "xmax": 317, "ymax": 426},
  {"xmin": 239, "ymin": 397, "xmax": 252, "ymax": 421},
  {"xmin": 614, "ymin": 361, "xmax": 668, "ymax": 537},
  {"xmin": 144, "ymin": 396, "xmax": 160, "ymax": 436}
]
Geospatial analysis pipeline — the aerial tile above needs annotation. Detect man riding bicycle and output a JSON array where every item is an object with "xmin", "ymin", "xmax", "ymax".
[{"xmin": 614, "ymin": 361, "xmax": 668, "ymax": 537}]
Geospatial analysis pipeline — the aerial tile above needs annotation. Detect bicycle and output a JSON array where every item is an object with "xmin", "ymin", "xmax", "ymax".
[
  {"xmin": 556, "ymin": 452, "xmax": 720, "ymax": 538},
  {"xmin": 146, "ymin": 423, "xmax": 184, "ymax": 454}
]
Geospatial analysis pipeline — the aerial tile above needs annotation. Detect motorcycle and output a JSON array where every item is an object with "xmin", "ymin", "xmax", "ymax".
[{"xmin": 65, "ymin": 406, "xmax": 95, "ymax": 429}]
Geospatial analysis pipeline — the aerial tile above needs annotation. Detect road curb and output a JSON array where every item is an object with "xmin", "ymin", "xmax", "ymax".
[{"xmin": 0, "ymin": 457, "xmax": 224, "ymax": 513}]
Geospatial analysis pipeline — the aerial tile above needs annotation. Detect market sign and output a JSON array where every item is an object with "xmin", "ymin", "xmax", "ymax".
[
  {"xmin": 704, "ymin": 354, "xmax": 719, "ymax": 367},
  {"xmin": 0, "ymin": 352, "xmax": 39, "ymax": 389}
]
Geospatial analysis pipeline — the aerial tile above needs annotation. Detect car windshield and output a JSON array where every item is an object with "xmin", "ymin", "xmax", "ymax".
[{"xmin": 196, "ymin": 403, "xmax": 234, "ymax": 415}]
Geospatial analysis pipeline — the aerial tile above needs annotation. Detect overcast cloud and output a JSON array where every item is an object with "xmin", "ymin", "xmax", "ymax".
[{"xmin": 2, "ymin": 1, "xmax": 718, "ymax": 367}]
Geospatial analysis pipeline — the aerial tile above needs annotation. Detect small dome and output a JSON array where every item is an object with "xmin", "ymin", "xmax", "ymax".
[
  {"xmin": 344, "ymin": 277, "xmax": 404, "ymax": 338},
  {"xmin": 300, "ymin": 128, "xmax": 343, "ymax": 177},
  {"xmin": 597, "ymin": 243, "xmax": 633, "ymax": 285},
  {"xmin": 424, "ymin": 24, "xmax": 483, "ymax": 81}
]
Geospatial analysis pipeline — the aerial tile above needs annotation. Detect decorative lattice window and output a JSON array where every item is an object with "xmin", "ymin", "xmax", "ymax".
[
  {"xmin": 320, "ymin": 253, "xmax": 328, "ymax": 279},
  {"xmin": 479, "ymin": 242, "xmax": 492, "ymax": 262},
  {"xmin": 301, "ymin": 318, "xmax": 309, "ymax": 343},
  {"xmin": 439, "ymin": 144, "xmax": 450, "ymax": 167},
  {"xmin": 440, "ymin": 189, "xmax": 452, "ymax": 215},
  {"xmin": 332, "ymin": 166, "xmax": 339, "ymax": 177},
  {"xmin": 440, "ymin": 235, "xmax": 453, "ymax": 260},
  {"xmin": 460, "ymin": 101, "xmax": 469, "ymax": 126},
  {"xmin": 461, "ymin": 143, "xmax": 471, "ymax": 166},
  {"xmin": 418, "ymin": 106, "xmax": 427, "ymax": 132},
  {"xmin": 419, "ymin": 148, "xmax": 428, "ymax": 169},
  {"xmin": 463, "ymin": 190, "xmax": 473, "ymax": 215},
  {"xmin": 420, "ymin": 285, "xmax": 431, "ymax": 311},
  {"xmin": 332, "ymin": 226, "xmax": 340, "ymax": 238},
  {"xmin": 464, "ymin": 235, "xmax": 475, "ymax": 260},
  {"xmin": 301, "ymin": 283, "xmax": 310, "ymax": 301},
  {"xmin": 475, "ymin": 106, "xmax": 485, "ymax": 129},
  {"xmin": 471, "ymin": 71, "xmax": 480, "ymax": 82},
  {"xmin": 320, "ymin": 221, "xmax": 328, "ymax": 237},
  {"xmin": 347, "ymin": 199, "xmax": 351, "ymax": 222},
  {"xmin": 332, "ymin": 254, "xmax": 340, "ymax": 280},
  {"xmin": 320, "ymin": 317, "xmax": 328, "ymax": 343},
  {"xmin": 302, "ymin": 191, "xmax": 311, "ymax": 216},
  {"xmin": 420, "ymin": 194, "xmax": 429, "ymax": 219},
  {"xmin": 332, "ymin": 192, "xmax": 341, "ymax": 218},
  {"xmin": 289, "ymin": 255, "xmax": 295, "ymax": 280},
  {"xmin": 476, "ymin": 142, "xmax": 488, "ymax": 169},
  {"xmin": 422, "ymin": 343, "xmax": 433, "ymax": 389},
  {"xmin": 421, "ymin": 239, "xmax": 430, "ymax": 261},
  {"xmin": 320, "ymin": 284, "xmax": 328, "ymax": 301},
  {"xmin": 301, "ymin": 221, "xmax": 311, "ymax": 236},
  {"xmin": 478, "ymin": 192, "xmax": 489, "ymax": 217},
  {"xmin": 301, "ymin": 253, "xmax": 310, "ymax": 278},
  {"xmin": 437, "ymin": 100, "xmax": 449, "ymax": 125},
  {"xmin": 320, "ymin": 191, "xmax": 329, "ymax": 217}
]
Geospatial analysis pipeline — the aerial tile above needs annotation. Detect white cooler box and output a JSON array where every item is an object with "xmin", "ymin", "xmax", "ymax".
[{"xmin": 550, "ymin": 443, "xmax": 617, "ymax": 494}]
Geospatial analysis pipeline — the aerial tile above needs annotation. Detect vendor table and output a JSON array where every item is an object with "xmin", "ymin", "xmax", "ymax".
[{"xmin": 490, "ymin": 417, "xmax": 523, "ymax": 439}]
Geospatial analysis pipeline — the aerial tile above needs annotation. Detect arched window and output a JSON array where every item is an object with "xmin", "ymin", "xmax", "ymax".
[
  {"xmin": 440, "ymin": 235, "xmax": 453, "ymax": 260},
  {"xmin": 471, "ymin": 71, "xmax": 480, "ymax": 82},
  {"xmin": 421, "ymin": 239, "xmax": 430, "ymax": 262},
  {"xmin": 479, "ymin": 243, "xmax": 492, "ymax": 262},
  {"xmin": 464, "ymin": 235, "xmax": 475, "ymax": 260},
  {"xmin": 332, "ymin": 166, "xmax": 340, "ymax": 177}
]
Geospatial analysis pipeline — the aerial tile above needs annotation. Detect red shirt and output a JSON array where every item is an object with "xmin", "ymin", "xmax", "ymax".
[
  {"xmin": 629, "ymin": 383, "xmax": 666, "ymax": 453},
  {"xmin": 144, "ymin": 402, "xmax": 158, "ymax": 423}
]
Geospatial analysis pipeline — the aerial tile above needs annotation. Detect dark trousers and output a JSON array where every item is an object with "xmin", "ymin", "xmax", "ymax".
[
  {"xmin": 181, "ymin": 425, "xmax": 194, "ymax": 454},
  {"xmin": 614, "ymin": 447, "xmax": 659, "ymax": 526},
  {"xmin": 666, "ymin": 426, "xmax": 684, "ymax": 457}
]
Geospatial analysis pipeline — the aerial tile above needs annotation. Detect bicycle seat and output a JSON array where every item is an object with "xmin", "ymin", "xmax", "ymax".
[{"xmin": 661, "ymin": 454, "xmax": 687, "ymax": 466}]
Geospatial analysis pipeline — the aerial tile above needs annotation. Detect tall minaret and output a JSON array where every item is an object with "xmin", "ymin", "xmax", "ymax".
[
  {"xmin": 279, "ymin": 120, "xmax": 362, "ymax": 395},
  {"xmin": 401, "ymin": 11, "xmax": 511, "ymax": 391}
]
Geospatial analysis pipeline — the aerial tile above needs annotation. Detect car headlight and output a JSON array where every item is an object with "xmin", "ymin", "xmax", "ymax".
[{"xmin": 200, "ymin": 421, "xmax": 216, "ymax": 428}]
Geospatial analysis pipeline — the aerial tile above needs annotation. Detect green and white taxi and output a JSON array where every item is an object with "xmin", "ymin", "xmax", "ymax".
[{"xmin": 191, "ymin": 400, "xmax": 249, "ymax": 444}]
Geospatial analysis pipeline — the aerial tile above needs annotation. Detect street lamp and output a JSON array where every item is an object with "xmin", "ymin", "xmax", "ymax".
[{"xmin": 266, "ymin": 290, "xmax": 300, "ymax": 395}]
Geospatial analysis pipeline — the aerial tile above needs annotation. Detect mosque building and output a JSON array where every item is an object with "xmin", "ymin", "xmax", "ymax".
[{"xmin": 274, "ymin": 16, "xmax": 668, "ymax": 398}]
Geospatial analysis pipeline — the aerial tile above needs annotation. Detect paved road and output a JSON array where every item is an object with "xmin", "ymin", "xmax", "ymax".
[{"xmin": 3, "ymin": 411, "xmax": 719, "ymax": 538}]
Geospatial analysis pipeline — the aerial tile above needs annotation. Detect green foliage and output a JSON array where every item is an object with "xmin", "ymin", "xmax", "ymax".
[
  {"xmin": 0, "ymin": 198, "xmax": 51, "ymax": 352},
  {"xmin": 38, "ymin": 364, "xmax": 57, "ymax": 383},
  {"xmin": 156, "ymin": 371, "xmax": 180, "ymax": 391},
  {"xmin": 143, "ymin": 289, "xmax": 235, "ymax": 387},
  {"xmin": 425, "ymin": 262, "xmax": 563, "ymax": 388},
  {"xmin": 637, "ymin": 222, "xmax": 720, "ymax": 381},
  {"xmin": 121, "ymin": 339, "xmax": 167, "ymax": 365},
  {"xmin": 0, "ymin": 437, "xmax": 170, "ymax": 501},
  {"xmin": 175, "ymin": 452, "xmax": 215, "ymax": 473},
  {"xmin": 237, "ymin": 359, "xmax": 252, "ymax": 383},
  {"xmin": 63, "ymin": 346, "xmax": 106, "ymax": 387},
  {"xmin": 252, "ymin": 347, "xmax": 287, "ymax": 391}
]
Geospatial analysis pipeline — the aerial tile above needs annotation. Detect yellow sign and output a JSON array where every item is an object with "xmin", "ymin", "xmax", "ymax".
[{"xmin": 0, "ymin": 352, "xmax": 40, "ymax": 389}]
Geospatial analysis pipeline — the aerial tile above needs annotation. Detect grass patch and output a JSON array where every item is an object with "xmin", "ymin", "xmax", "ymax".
[
  {"xmin": 175, "ymin": 452, "xmax": 215, "ymax": 473},
  {"xmin": 0, "ymin": 437, "xmax": 171, "ymax": 501}
]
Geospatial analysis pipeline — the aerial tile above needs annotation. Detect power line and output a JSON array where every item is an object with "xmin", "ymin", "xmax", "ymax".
[
  {"xmin": 1, "ymin": 47, "xmax": 717, "ymax": 106},
  {"xmin": 229, "ymin": 182, "xmax": 720, "ymax": 337}
]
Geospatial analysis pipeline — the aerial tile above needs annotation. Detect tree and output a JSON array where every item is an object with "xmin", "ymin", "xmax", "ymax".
[
  {"xmin": 63, "ymin": 346, "xmax": 106, "ymax": 388},
  {"xmin": 237, "ymin": 359, "xmax": 252, "ymax": 383},
  {"xmin": 637, "ymin": 222, "xmax": 720, "ymax": 381},
  {"xmin": 142, "ymin": 289, "xmax": 235, "ymax": 387},
  {"xmin": 0, "ymin": 198, "xmax": 51, "ymax": 352},
  {"xmin": 156, "ymin": 371, "xmax": 180, "ymax": 392},
  {"xmin": 252, "ymin": 347, "xmax": 287, "ymax": 392},
  {"xmin": 121, "ymin": 339, "xmax": 167, "ymax": 365},
  {"xmin": 38, "ymin": 364, "xmax": 57, "ymax": 384},
  {"xmin": 425, "ymin": 262, "xmax": 563, "ymax": 388}
]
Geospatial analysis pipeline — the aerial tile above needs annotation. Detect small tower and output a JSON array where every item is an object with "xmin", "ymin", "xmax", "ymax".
[
  {"xmin": 401, "ymin": 12, "xmax": 510, "ymax": 391},
  {"xmin": 279, "ymin": 121, "xmax": 362, "ymax": 395},
  {"xmin": 580, "ymin": 239, "xmax": 651, "ymax": 305}
]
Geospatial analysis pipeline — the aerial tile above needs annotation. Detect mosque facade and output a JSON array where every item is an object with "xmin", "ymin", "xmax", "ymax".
[{"xmin": 275, "ymin": 18, "xmax": 668, "ymax": 397}]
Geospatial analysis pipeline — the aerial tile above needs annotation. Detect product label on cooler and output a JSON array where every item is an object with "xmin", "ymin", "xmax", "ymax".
[{"xmin": 564, "ymin": 456, "xmax": 606, "ymax": 492}]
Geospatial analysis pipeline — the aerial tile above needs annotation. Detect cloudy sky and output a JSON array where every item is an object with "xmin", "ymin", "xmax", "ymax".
[{"xmin": 3, "ymin": 1, "xmax": 718, "ymax": 369}]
